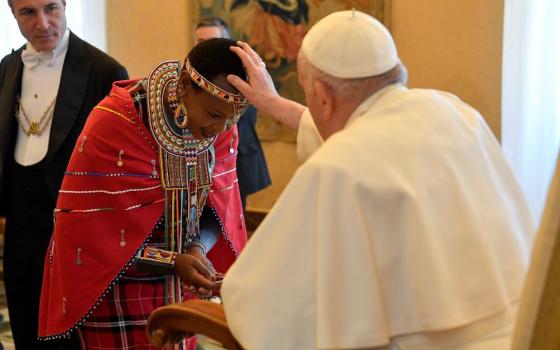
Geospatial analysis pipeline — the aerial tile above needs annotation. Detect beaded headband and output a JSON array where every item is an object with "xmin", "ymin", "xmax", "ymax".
[{"xmin": 185, "ymin": 59, "xmax": 247, "ymax": 106}]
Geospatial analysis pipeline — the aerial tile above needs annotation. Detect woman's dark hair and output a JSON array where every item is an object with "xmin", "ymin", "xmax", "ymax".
[{"xmin": 186, "ymin": 38, "xmax": 246, "ymax": 91}]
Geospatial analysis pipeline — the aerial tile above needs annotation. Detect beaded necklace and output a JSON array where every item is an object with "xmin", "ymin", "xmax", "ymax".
[{"xmin": 146, "ymin": 60, "xmax": 215, "ymax": 267}]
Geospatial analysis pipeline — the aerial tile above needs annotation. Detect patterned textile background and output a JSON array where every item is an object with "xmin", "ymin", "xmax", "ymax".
[{"xmin": 193, "ymin": 0, "xmax": 390, "ymax": 142}]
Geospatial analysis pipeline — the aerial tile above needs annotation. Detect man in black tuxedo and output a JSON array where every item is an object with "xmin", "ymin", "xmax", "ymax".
[
  {"xmin": 195, "ymin": 17, "xmax": 271, "ymax": 209},
  {"xmin": 0, "ymin": 0, "xmax": 128, "ymax": 348}
]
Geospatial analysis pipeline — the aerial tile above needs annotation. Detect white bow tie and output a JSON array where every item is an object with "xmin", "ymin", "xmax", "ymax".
[{"xmin": 21, "ymin": 49, "xmax": 55, "ymax": 69}]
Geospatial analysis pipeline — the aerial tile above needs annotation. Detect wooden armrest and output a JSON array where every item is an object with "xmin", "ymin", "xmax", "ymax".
[{"xmin": 147, "ymin": 299, "xmax": 243, "ymax": 350}]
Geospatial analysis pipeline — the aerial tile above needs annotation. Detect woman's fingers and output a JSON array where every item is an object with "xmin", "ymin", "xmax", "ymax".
[
  {"xmin": 190, "ymin": 269, "xmax": 220, "ymax": 291},
  {"xmin": 189, "ymin": 256, "xmax": 212, "ymax": 279}
]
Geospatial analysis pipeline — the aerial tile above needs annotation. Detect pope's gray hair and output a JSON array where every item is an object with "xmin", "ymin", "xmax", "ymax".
[
  {"xmin": 299, "ymin": 52, "xmax": 408, "ymax": 101},
  {"xmin": 7, "ymin": 0, "xmax": 13, "ymax": 9}
]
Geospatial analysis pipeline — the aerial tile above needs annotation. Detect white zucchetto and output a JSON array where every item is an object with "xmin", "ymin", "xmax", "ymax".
[{"xmin": 301, "ymin": 10, "xmax": 400, "ymax": 78}]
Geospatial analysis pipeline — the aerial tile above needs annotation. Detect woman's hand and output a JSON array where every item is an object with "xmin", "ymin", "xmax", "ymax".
[
  {"xmin": 174, "ymin": 253, "xmax": 220, "ymax": 298},
  {"xmin": 187, "ymin": 245, "xmax": 215, "ymax": 275}
]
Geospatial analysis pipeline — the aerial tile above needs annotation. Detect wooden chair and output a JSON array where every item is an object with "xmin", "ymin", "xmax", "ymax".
[
  {"xmin": 147, "ymin": 157, "xmax": 560, "ymax": 350},
  {"xmin": 512, "ymin": 156, "xmax": 560, "ymax": 350},
  {"xmin": 147, "ymin": 299, "xmax": 241, "ymax": 350}
]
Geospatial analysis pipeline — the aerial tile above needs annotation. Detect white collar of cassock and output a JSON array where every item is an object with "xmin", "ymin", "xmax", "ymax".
[
  {"xmin": 345, "ymin": 83, "xmax": 407, "ymax": 128},
  {"xmin": 21, "ymin": 28, "xmax": 70, "ymax": 69}
]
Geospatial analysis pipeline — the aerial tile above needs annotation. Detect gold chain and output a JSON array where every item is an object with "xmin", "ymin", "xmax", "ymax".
[{"xmin": 15, "ymin": 95, "xmax": 57, "ymax": 136}]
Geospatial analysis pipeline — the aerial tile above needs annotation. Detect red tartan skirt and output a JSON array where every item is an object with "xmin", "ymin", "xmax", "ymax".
[
  {"xmin": 77, "ymin": 266, "xmax": 197, "ymax": 350},
  {"xmin": 77, "ymin": 220, "xmax": 196, "ymax": 350}
]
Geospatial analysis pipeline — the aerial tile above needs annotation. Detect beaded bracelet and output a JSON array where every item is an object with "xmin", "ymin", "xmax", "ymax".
[
  {"xmin": 186, "ymin": 239, "xmax": 207, "ymax": 255},
  {"xmin": 136, "ymin": 247, "xmax": 177, "ymax": 273}
]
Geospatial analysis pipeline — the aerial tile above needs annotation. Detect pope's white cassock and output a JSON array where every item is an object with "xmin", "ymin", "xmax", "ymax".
[{"xmin": 221, "ymin": 83, "xmax": 535, "ymax": 349}]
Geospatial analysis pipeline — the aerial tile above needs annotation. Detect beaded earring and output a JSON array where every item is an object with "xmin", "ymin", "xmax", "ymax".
[
  {"xmin": 173, "ymin": 77, "xmax": 190, "ymax": 129},
  {"xmin": 174, "ymin": 103, "xmax": 190, "ymax": 129}
]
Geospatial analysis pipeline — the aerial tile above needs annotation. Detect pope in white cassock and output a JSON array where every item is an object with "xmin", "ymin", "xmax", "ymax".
[{"xmin": 220, "ymin": 10, "xmax": 535, "ymax": 350}]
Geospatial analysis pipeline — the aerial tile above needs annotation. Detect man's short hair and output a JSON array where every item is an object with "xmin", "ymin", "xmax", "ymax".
[
  {"xmin": 7, "ymin": 0, "xmax": 13, "ymax": 9},
  {"xmin": 195, "ymin": 16, "xmax": 231, "ymax": 39}
]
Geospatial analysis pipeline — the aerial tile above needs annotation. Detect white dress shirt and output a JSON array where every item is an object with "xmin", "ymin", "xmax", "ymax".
[{"xmin": 15, "ymin": 29, "xmax": 70, "ymax": 166}]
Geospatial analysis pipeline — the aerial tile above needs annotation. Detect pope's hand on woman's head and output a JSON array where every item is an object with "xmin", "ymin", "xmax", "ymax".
[{"xmin": 227, "ymin": 41, "xmax": 279, "ymax": 112}]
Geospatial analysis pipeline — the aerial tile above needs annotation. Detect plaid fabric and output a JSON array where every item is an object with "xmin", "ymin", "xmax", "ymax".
[
  {"xmin": 77, "ymin": 82, "xmax": 196, "ymax": 350},
  {"xmin": 78, "ymin": 220, "xmax": 196, "ymax": 350}
]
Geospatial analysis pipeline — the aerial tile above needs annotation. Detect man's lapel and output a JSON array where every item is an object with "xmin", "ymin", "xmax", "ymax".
[
  {"xmin": 0, "ymin": 49, "xmax": 23, "ymax": 172},
  {"xmin": 44, "ymin": 32, "xmax": 92, "ymax": 164}
]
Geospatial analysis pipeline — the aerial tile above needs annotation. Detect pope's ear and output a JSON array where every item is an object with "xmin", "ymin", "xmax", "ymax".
[{"xmin": 313, "ymin": 79, "xmax": 335, "ymax": 120}]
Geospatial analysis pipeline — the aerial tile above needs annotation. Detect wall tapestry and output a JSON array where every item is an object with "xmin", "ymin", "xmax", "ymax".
[{"xmin": 193, "ymin": 0, "xmax": 390, "ymax": 142}]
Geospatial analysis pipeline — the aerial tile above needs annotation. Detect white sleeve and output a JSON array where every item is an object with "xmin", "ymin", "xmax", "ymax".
[{"xmin": 221, "ymin": 160, "xmax": 390, "ymax": 350}]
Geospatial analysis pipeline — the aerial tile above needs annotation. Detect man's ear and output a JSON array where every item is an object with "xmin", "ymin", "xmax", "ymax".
[{"xmin": 313, "ymin": 79, "xmax": 335, "ymax": 120}]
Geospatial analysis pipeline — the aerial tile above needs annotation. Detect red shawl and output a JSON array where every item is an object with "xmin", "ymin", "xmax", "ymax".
[{"xmin": 39, "ymin": 81, "xmax": 246, "ymax": 338}]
